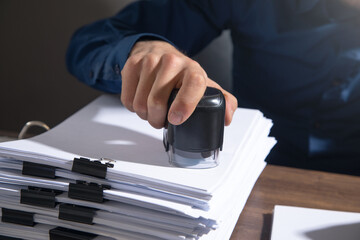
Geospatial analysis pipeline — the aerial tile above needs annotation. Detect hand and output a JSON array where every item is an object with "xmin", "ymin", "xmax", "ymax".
[{"xmin": 121, "ymin": 40, "xmax": 238, "ymax": 129}]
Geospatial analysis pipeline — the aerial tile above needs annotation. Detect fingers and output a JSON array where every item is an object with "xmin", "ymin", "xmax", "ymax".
[
  {"xmin": 121, "ymin": 40, "xmax": 238, "ymax": 129},
  {"xmin": 132, "ymin": 54, "xmax": 160, "ymax": 120},
  {"xmin": 206, "ymin": 80, "xmax": 238, "ymax": 126},
  {"xmin": 223, "ymin": 91, "xmax": 238, "ymax": 126},
  {"xmin": 168, "ymin": 69, "xmax": 207, "ymax": 125},
  {"xmin": 120, "ymin": 55, "xmax": 141, "ymax": 112},
  {"xmin": 147, "ymin": 53, "xmax": 185, "ymax": 128}
]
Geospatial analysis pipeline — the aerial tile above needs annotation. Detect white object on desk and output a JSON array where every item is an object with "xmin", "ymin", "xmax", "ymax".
[
  {"xmin": 0, "ymin": 95, "xmax": 275, "ymax": 200},
  {"xmin": 271, "ymin": 205, "xmax": 360, "ymax": 240},
  {"xmin": 0, "ymin": 95, "xmax": 276, "ymax": 239}
]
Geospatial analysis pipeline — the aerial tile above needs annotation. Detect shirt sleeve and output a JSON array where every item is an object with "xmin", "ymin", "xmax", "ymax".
[{"xmin": 66, "ymin": 0, "xmax": 232, "ymax": 93}]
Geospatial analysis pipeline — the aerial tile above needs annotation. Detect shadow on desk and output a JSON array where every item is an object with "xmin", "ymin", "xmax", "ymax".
[
  {"xmin": 261, "ymin": 214, "xmax": 273, "ymax": 240},
  {"xmin": 304, "ymin": 222, "xmax": 360, "ymax": 240}
]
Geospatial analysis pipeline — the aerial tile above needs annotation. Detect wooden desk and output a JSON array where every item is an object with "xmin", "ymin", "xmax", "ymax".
[{"xmin": 230, "ymin": 165, "xmax": 360, "ymax": 240}]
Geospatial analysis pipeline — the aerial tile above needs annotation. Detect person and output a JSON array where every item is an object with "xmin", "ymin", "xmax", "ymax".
[{"xmin": 66, "ymin": 0, "xmax": 360, "ymax": 175}]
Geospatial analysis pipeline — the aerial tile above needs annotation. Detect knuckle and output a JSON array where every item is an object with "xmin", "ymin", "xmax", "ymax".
[
  {"xmin": 126, "ymin": 56, "xmax": 138, "ymax": 67},
  {"xmin": 162, "ymin": 53, "xmax": 182, "ymax": 68},
  {"xmin": 188, "ymin": 72, "xmax": 207, "ymax": 87},
  {"xmin": 148, "ymin": 94, "xmax": 165, "ymax": 108},
  {"xmin": 132, "ymin": 99, "xmax": 147, "ymax": 115},
  {"xmin": 142, "ymin": 54, "xmax": 159, "ymax": 69},
  {"xmin": 190, "ymin": 59, "xmax": 201, "ymax": 68},
  {"xmin": 120, "ymin": 95, "xmax": 133, "ymax": 111},
  {"xmin": 123, "ymin": 56, "xmax": 140, "ymax": 71},
  {"xmin": 189, "ymin": 60, "xmax": 208, "ymax": 77}
]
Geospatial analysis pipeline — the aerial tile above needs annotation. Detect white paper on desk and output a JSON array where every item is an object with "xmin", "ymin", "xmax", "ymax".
[
  {"xmin": 0, "ymin": 168, "xmax": 202, "ymax": 218},
  {"xmin": 0, "ymin": 95, "xmax": 273, "ymax": 197},
  {"xmin": 0, "ymin": 209, "xmax": 159, "ymax": 240},
  {"xmin": 200, "ymin": 136, "xmax": 274, "ymax": 239},
  {"xmin": 0, "ymin": 196, "xmax": 194, "ymax": 240},
  {"xmin": 271, "ymin": 205, "xmax": 360, "ymax": 240},
  {"xmin": 0, "ymin": 221, "xmax": 115, "ymax": 240},
  {"xmin": 0, "ymin": 183, "xmax": 211, "ymax": 231},
  {"xmin": 0, "ymin": 157, "xmax": 209, "ymax": 209},
  {"xmin": 0, "ymin": 95, "xmax": 277, "ymax": 240},
  {"xmin": 0, "ymin": 183, "xmax": 195, "ymax": 226}
]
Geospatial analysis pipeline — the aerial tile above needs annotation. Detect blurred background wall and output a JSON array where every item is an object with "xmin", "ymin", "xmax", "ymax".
[{"xmin": 0, "ymin": 0, "xmax": 232, "ymax": 132}]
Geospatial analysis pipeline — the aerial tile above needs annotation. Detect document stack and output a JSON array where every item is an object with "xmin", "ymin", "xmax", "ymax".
[{"xmin": 0, "ymin": 95, "xmax": 276, "ymax": 240}]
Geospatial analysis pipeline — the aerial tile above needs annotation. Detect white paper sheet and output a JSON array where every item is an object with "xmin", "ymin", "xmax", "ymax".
[
  {"xmin": 0, "ymin": 95, "xmax": 273, "ymax": 197},
  {"xmin": 0, "ymin": 95, "xmax": 276, "ymax": 240},
  {"xmin": 271, "ymin": 205, "xmax": 360, "ymax": 240}
]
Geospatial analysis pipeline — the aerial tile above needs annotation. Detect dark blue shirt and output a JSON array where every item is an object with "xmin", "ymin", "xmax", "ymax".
[{"xmin": 66, "ymin": 0, "xmax": 360, "ymax": 175}]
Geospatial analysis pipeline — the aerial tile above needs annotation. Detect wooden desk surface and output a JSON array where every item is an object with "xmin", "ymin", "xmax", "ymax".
[{"xmin": 231, "ymin": 165, "xmax": 360, "ymax": 240}]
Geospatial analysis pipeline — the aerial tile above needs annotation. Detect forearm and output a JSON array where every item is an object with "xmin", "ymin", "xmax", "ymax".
[
  {"xmin": 66, "ymin": 25, "xmax": 168, "ymax": 93},
  {"xmin": 66, "ymin": 0, "xmax": 229, "ymax": 93}
]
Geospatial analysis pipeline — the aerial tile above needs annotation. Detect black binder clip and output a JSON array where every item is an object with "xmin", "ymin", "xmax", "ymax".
[
  {"xmin": 68, "ymin": 180, "xmax": 111, "ymax": 203},
  {"xmin": 71, "ymin": 157, "xmax": 114, "ymax": 179},
  {"xmin": 1, "ymin": 208, "xmax": 35, "ymax": 226},
  {"xmin": 49, "ymin": 227, "xmax": 97, "ymax": 240},
  {"xmin": 58, "ymin": 204, "xmax": 96, "ymax": 225},
  {"xmin": 20, "ymin": 186, "xmax": 63, "ymax": 208},
  {"xmin": 22, "ymin": 161, "xmax": 56, "ymax": 179}
]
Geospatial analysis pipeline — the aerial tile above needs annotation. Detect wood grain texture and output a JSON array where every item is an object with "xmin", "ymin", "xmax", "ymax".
[{"xmin": 231, "ymin": 165, "xmax": 360, "ymax": 240}]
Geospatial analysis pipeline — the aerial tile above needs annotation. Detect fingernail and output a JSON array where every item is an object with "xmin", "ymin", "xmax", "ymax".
[{"xmin": 169, "ymin": 111, "xmax": 183, "ymax": 125}]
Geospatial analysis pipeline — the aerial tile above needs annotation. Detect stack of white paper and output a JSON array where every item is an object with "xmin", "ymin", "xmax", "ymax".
[{"xmin": 0, "ymin": 95, "xmax": 276, "ymax": 240}]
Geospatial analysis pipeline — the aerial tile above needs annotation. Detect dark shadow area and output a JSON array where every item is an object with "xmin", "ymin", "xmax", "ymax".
[
  {"xmin": 0, "ymin": 0, "xmax": 232, "ymax": 133},
  {"xmin": 0, "ymin": 0, "xmax": 133, "ymax": 131},
  {"xmin": 260, "ymin": 213, "xmax": 273, "ymax": 240},
  {"xmin": 304, "ymin": 222, "xmax": 360, "ymax": 240}
]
